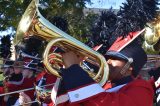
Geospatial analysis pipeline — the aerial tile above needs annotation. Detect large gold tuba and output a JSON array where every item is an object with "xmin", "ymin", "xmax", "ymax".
[{"xmin": 14, "ymin": 0, "xmax": 109, "ymax": 86}]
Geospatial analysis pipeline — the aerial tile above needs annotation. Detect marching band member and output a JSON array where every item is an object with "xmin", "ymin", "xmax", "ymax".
[
  {"xmin": 50, "ymin": 0, "xmax": 159, "ymax": 105},
  {"xmin": 1, "ymin": 60, "xmax": 15, "ymax": 79},
  {"xmin": 57, "ymin": 29, "xmax": 154, "ymax": 106},
  {"xmin": 13, "ymin": 60, "xmax": 39, "ymax": 106},
  {"xmin": 14, "ymin": 15, "xmax": 69, "ymax": 106},
  {"xmin": 0, "ymin": 58, "xmax": 39, "ymax": 106},
  {"xmin": 0, "ymin": 60, "xmax": 15, "ymax": 105},
  {"xmin": 0, "ymin": 60, "xmax": 24, "ymax": 105},
  {"xmin": 16, "ymin": 65, "xmax": 57, "ymax": 106},
  {"xmin": 14, "ymin": 0, "xmax": 159, "ymax": 105}
]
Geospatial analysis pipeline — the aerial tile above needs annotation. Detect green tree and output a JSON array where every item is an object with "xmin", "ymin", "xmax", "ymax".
[
  {"xmin": 40, "ymin": 0, "xmax": 95, "ymax": 42},
  {"xmin": 0, "ymin": 0, "xmax": 31, "ymax": 31},
  {"xmin": 0, "ymin": 0, "xmax": 98, "ymax": 43}
]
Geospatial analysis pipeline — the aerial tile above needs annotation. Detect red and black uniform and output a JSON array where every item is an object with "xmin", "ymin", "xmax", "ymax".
[
  {"xmin": 21, "ymin": 77, "xmax": 36, "ymax": 100},
  {"xmin": 0, "ymin": 73, "xmax": 36, "ymax": 106},
  {"xmin": 51, "ymin": 64, "xmax": 154, "ymax": 106}
]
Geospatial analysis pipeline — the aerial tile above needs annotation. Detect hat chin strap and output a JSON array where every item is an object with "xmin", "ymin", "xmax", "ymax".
[{"xmin": 120, "ymin": 58, "xmax": 133, "ymax": 76}]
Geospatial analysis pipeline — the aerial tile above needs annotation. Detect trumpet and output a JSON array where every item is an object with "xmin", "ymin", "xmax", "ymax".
[
  {"xmin": 0, "ymin": 83, "xmax": 54, "ymax": 97},
  {"xmin": 19, "ymin": 50, "xmax": 41, "ymax": 61},
  {"xmin": 0, "ymin": 83, "xmax": 54, "ymax": 106},
  {"xmin": 14, "ymin": 0, "xmax": 109, "ymax": 86}
]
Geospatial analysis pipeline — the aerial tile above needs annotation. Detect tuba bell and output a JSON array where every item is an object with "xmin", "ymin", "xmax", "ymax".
[{"xmin": 14, "ymin": 0, "xmax": 109, "ymax": 86}]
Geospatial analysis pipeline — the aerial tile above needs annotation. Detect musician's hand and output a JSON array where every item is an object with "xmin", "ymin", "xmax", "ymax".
[
  {"xmin": 19, "ymin": 92, "xmax": 31, "ymax": 106},
  {"xmin": 62, "ymin": 51, "xmax": 83, "ymax": 68}
]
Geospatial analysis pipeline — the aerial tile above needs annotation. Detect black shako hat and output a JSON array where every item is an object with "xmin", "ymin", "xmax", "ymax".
[{"xmin": 105, "ymin": 29, "xmax": 147, "ymax": 76}]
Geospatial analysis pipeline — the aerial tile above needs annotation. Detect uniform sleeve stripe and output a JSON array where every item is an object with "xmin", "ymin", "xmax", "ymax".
[
  {"xmin": 56, "ymin": 94, "xmax": 69, "ymax": 105},
  {"xmin": 68, "ymin": 83, "xmax": 105, "ymax": 103}
]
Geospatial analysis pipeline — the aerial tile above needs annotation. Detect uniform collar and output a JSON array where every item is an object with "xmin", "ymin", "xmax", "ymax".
[{"xmin": 112, "ymin": 76, "xmax": 133, "ymax": 87}]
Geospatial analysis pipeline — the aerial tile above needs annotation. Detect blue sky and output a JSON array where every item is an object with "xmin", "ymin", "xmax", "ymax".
[
  {"xmin": 0, "ymin": 27, "xmax": 14, "ymax": 38},
  {"xmin": 86, "ymin": 0, "xmax": 126, "ymax": 9}
]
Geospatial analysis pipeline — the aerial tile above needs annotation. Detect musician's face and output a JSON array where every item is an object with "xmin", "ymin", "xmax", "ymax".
[
  {"xmin": 14, "ymin": 67, "xmax": 22, "ymax": 74},
  {"xmin": 107, "ymin": 58, "xmax": 127, "ymax": 80}
]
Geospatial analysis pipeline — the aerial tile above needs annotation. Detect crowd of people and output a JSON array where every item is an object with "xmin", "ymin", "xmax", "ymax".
[
  {"xmin": 0, "ymin": 30, "xmax": 160, "ymax": 106},
  {"xmin": 1, "ymin": 0, "xmax": 160, "ymax": 106},
  {"xmin": 0, "ymin": 58, "xmax": 57, "ymax": 105}
]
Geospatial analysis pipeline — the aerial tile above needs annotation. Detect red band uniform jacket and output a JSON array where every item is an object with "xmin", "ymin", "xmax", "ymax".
[{"xmin": 51, "ymin": 64, "xmax": 154, "ymax": 106}]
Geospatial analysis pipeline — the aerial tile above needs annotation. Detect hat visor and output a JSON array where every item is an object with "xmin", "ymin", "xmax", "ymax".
[{"xmin": 105, "ymin": 51, "xmax": 129, "ymax": 61}]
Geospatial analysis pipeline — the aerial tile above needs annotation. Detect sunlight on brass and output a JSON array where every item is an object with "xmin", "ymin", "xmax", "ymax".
[{"xmin": 15, "ymin": 0, "xmax": 109, "ymax": 86}]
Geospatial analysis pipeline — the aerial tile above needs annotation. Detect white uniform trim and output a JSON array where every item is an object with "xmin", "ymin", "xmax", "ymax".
[
  {"xmin": 56, "ymin": 94, "xmax": 69, "ymax": 105},
  {"xmin": 68, "ymin": 83, "xmax": 126, "ymax": 103},
  {"xmin": 68, "ymin": 83, "xmax": 105, "ymax": 103},
  {"xmin": 155, "ymin": 77, "xmax": 160, "ymax": 88},
  {"xmin": 106, "ymin": 84, "xmax": 126, "ymax": 92},
  {"xmin": 51, "ymin": 78, "xmax": 61, "ymax": 105}
]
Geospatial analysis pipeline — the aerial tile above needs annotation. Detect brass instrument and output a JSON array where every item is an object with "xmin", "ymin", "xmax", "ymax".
[
  {"xmin": 143, "ymin": 14, "xmax": 160, "ymax": 53},
  {"xmin": 142, "ymin": 55, "xmax": 160, "ymax": 70},
  {"xmin": 0, "ymin": 83, "xmax": 54, "ymax": 105},
  {"xmin": 19, "ymin": 50, "xmax": 41, "ymax": 60},
  {"xmin": 0, "ymin": 83, "xmax": 54, "ymax": 97},
  {"xmin": 14, "ymin": 0, "xmax": 109, "ymax": 86}
]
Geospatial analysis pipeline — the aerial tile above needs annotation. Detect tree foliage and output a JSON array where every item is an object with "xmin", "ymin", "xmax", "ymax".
[
  {"xmin": 0, "ymin": 0, "xmax": 97, "ymax": 43},
  {"xmin": 0, "ymin": 0, "xmax": 100, "ymax": 59},
  {"xmin": 0, "ymin": 0, "xmax": 32, "ymax": 31},
  {"xmin": 40, "ymin": 0, "xmax": 94, "ymax": 41}
]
